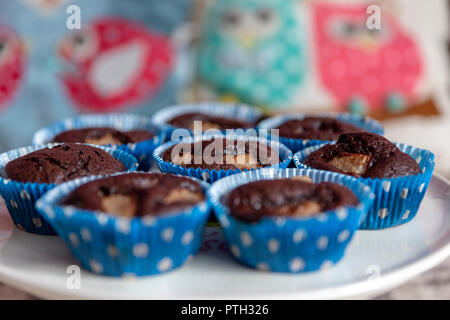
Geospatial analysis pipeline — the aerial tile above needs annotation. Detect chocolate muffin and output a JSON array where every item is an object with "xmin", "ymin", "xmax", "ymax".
[
  {"xmin": 276, "ymin": 117, "xmax": 362, "ymax": 140},
  {"xmin": 162, "ymin": 138, "xmax": 280, "ymax": 171},
  {"xmin": 303, "ymin": 132, "xmax": 421, "ymax": 178},
  {"xmin": 63, "ymin": 173, "xmax": 205, "ymax": 217},
  {"xmin": 52, "ymin": 127, "xmax": 154, "ymax": 145},
  {"xmin": 3, "ymin": 143, "xmax": 126, "ymax": 184},
  {"xmin": 167, "ymin": 113, "xmax": 254, "ymax": 131},
  {"xmin": 224, "ymin": 176, "xmax": 359, "ymax": 222}
]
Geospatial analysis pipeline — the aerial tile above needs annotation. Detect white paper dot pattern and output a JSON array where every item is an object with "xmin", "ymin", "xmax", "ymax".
[
  {"xmin": 68, "ymin": 233, "xmax": 79, "ymax": 247},
  {"xmin": 182, "ymin": 231, "xmax": 194, "ymax": 245},
  {"xmin": 267, "ymin": 239, "xmax": 280, "ymax": 253},
  {"xmin": 240, "ymin": 232, "xmax": 253, "ymax": 247},
  {"xmin": 157, "ymin": 257, "xmax": 173, "ymax": 272},
  {"xmin": 133, "ymin": 243, "xmax": 149, "ymax": 258},
  {"xmin": 80, "ymin": 228, "xmax": 92, "ymax": 242},
  {"xmin": 401, "ymin": 188, "xmax": 409, "ymax": 199},
  {"xmin": 89, "ymin": 260, "xmax": 103, "ymax": 273},
  {"xmin": 419, "ymin": 183, "xmax": 425, "ymax": 193},
  {"xmin": 230, "ymin": 245, "xmax": 241, "ymax": 258},
  {"xmin": 337, "ymin": 230, "xmax": 350, "ymax": 242},
  {"xmin": 402, "ymin": 210, "xmax": 411, "ymax": 220},
  {"xmin": 107, "ymin": 245, "xmax": 119, "ymax": 258},
  {"xmin": 256, "ymin": 263, "xmax": 269, "ymax": 271},
  {"xmin": 293, "ymin": 229, "xmax": 306, "ymax": 243},
  {"xmin": 289, "ymin": 258, "xmax": 305, "ymax": 272},
  {"xmin": 317, "ymin": 236, "xmax": 328, "ymax": 250},
  {"xmin": 378, "ymin": 208, "xmax": 388, "ymax": 219},
  {"xmin": 32, "ymin": 218, "xmax": 42, "ymax": 228},
  {"xmin": 161, "ymin": 227, "xmax": 174, "ymax": 243}
]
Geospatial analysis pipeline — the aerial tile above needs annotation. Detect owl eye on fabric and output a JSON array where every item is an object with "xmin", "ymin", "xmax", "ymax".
[
  {"xmin": 329, "ymin": 18, "xmax": 391, "ymax": 49},
  {"xmin": 220, "ymin": 7, "xmax": 280, "ymax": 43},
  {"xmin": 0, "ymin": 38, "xmax": 11, "ymax": 65},
  {"xmin": 313, "ymin": 2, "xmax": 423, "ymax": 114},
  {"xmin": 0, "ymin": 26, "xmax": 25, "ymax": 112},
  {"xmin": 197, "ymin": 0, "xmax": 307, "ymax": 108},
  {"xmin": 57, "ymin": 17, "xmax": 174, "ymax": 113},
  {"xmin": 59, "ymin": 28, "xmax": 100, "ymax": 65}
]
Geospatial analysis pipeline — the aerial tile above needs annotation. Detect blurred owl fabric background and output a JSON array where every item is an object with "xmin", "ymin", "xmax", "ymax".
[
  {"xmin": 0, "ymin": 0, "xmax": 448, "ymax": 174},
  {"xmin": 197, "ymin": 0, "xmax": 307, "ymax": 109},
  {"xmin": 188, "ymin": 0, "xmax": 450, "ymax": 176},
  {"xmin": 0, "ymin": 0, "xmax": 192, "ymax": 151}
]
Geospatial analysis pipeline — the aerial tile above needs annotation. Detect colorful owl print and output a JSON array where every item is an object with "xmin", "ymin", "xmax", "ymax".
[
  {"xmin": 312, "ymin": 2, "xmax": 423, "ymax": 114},
  {"xmin": 58, "ymin": 16, "xmax": 174, "ymax": 112},
  {"xmin": 197, "ymin": 0, "xmax": 307, "ymax": 108},
  {"xmin": 0, "ymin": 24, "xmax": 25, "ymax": 111}
]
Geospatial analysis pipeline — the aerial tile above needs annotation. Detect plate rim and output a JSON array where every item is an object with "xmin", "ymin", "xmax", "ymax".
[{"xmin": 0, "ymin": 174, "xmax": 448, "ymax": 300}]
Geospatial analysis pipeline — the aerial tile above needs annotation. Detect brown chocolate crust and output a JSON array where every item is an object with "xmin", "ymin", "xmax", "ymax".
[
  {"xmin": 168, "ymin": 112, "xmax": 254, "ymax": 130},
  {"xmin": 62, "ymin": 172, "xmax": 205, "ymax": 217},
  {"xmin": 276, "ymin": 117, "xmax": 362, "ymax": 140},
  {"xmin": 303, "ymin": 132, "xmax": 421, "ymax": 178},
  {"xmin": 3, "ymin": 143, "xmax": 126, "ymax": 184},
  {"xmin": 53, "ymin": 127, "xmax": 154, "ymax": 145},
  {"xmin": 224, "ymin": 178, "xmax": 359, "ymax": 222}
]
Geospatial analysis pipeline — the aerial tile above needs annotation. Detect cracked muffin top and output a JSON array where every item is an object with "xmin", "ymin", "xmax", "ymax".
[
  {"xmin": 3, "ymin": 143, "xmax": 126, "ymax": 184},
  {"xmin": 52, "ymin": 127, "xmax": 154, "ymax": 146},
  {"xmin": 303, "ymin": 132, "xmax": 421, "ymax": 179},
  {"xmin": 62, "ymin": 172, "xmax": 205, "ymax": 217},
  {"xmin": 167, "ymin": 113, "xmax": 254, "ymax": 131},
  {"xmin": 224, "ymin": 176, "xmax": 359, "ymax": 223},
  {"xmin": 275, "ymin": 117, "xmax": 363, "ymax": 140},
  {"xmin": 162, "ymin": 137, "xmax": 280, "ymax": 171}
]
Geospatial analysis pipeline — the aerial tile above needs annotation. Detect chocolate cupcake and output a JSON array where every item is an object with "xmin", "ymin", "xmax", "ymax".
[
  {"xmin": 0, "ymin": 143, "xmax": 137, "ymax": 235},
  {"xmin": 52, "ymin": 127, "xmax": 154, "ymax": 146},
  {"xmin": 294, "ymin": 133, "xmax": 435, "ymax": 229},
  {"xmin": 151, "ymin": 102, "xmax": 264, "ymax": 137},
  {"xmin": 208, "ymin": 168, "xmax": 374, "ymax": 273},
  {"xmin": 32, "ymin": 114, "xmax": 164, "ymax": 171},
  {"xmin": 257, "ymin": 113, "xmax": 384, "ymax": 152},
  {"xmin": 224, "ymin": 177, "xmax": 359, "ymax": 223},
  {"xmin": 303, "ymin": 132, "xmax": 421, "ymax": 178},
  {"xmin": 167, "ymin": 113, "xmax": 253, "ymax": 131},
  {"xmin": 276, "ymin": 117, "xmax": 361, "ymax": 140},
  {"xmin": 4, "ymin": 143, "xmax": 127, "ymax": 184},
  {"xmin": 162, "ymin": 137, "xmax": 278, "ymax": 171},
  {"xmin": 63, "ymin": 172, "xmax": 205, "ymax": 217},
  {"xmin": 35, "ymin": 172, "xmax": 210, "ymax": 276},
  {"xmin": 154, "ymin": 135, "xmax": 293, "ymax": 183}
]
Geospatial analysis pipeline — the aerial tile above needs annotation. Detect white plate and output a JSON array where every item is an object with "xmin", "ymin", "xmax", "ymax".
[{"xmin": 0, "ymin": 174, "xmax": 449, "ymax": 300}]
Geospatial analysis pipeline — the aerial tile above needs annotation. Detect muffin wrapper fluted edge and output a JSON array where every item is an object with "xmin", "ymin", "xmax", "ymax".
[
  {"xmin": 207, "ymin": 168, "xmax": 375, "ymax": 273},
  {"xmin": 35, "ymin": 172, "xmax": 210, "ymax": 277},
  {"xmin": 32, "ymin": 114, "xmax": 166, "ymax": 171},
  {"xmin": 293, "ymin": 143, "xmax": 435, "ymax": 229},
  {"xmin": 0, "ymin": 143, "xmax": 138, "ymax": 235}
]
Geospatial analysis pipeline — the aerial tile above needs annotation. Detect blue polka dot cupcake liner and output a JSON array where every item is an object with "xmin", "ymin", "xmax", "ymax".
[
  {"xmin": 293, "ymin": 143, "xmax": 435, "ymax": 229},
  {"xmin": 151, "ymin": 102, "xmax": 264, "ymax": 139},
  {"xmin": 35, "ymin": 172, "xmax": 211, "ymax": 277},
  {"xmin": 0, "ymin": 143, "xmax": 138, "ymax": 235},
  {"xmin": 207, "ymin": 168, "xmax": 375, "ymax": 273},
  {"xmin": 153, "ymin": 134, "xmax": 293, "ymax": 183},
  {"xmin": 257, "ymin": 113, "xmax": 384, "ymax": 153},
  {"xmin": 32, "ymin": 113, "xmax": 166, "ymax": 171}
]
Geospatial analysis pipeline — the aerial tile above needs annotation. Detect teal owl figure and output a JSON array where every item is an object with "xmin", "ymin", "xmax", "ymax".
[{"xmin": 197, "ymin": 0, "xmax": 307, "ymax": 109}]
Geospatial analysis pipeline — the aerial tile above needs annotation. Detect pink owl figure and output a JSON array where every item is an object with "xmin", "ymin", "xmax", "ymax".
[
  {"xmin": 58, "ymin": 17, "xmax": 174, "ymax": 112},
  {"xmin": 0, "ymin": 24, "xmax": 25, "ymax": 111},
  {"xmin": 312, "ymin": 2, "xmax": 423, "ymax": 114}
]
